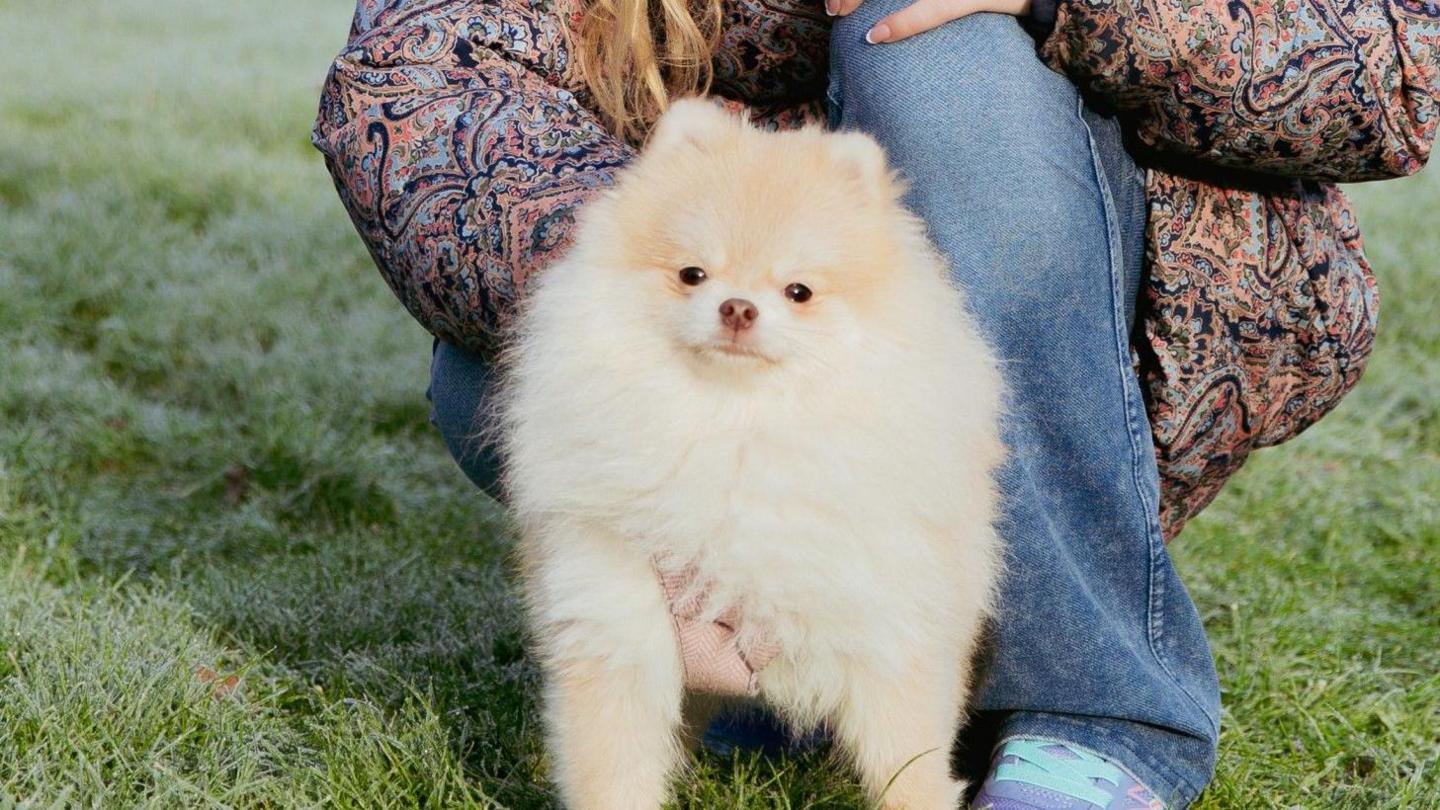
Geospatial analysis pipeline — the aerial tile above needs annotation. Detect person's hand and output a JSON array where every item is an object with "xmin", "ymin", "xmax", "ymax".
[{"xmin": 828, "ymin": 0, "xmax": 1033, "ymax": 44}]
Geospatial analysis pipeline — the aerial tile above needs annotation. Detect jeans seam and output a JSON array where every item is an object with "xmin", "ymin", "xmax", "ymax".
[
  {"xmin": 1075, "ymin": 96, "xmax": 1219, "ymax": 735},
  {"xmin": 825, "ymin": 64, "xmax": 844, "ymax": 129}
]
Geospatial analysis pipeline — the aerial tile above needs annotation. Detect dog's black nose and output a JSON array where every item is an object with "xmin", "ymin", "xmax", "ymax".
[{"xmin": 719, "ymin": 298, "xmax": 758, "ymax": 330}]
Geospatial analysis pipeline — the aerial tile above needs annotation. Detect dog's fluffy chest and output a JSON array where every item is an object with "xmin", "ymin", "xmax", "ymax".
[{"xmin": 613, "ymin": 384, "xmax": 979, "ymax": 648}]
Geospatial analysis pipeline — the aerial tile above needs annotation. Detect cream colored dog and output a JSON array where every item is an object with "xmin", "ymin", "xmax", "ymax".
[{"xmin": 499, "ymin": 99, "xmax": 1004, "ymax": 810}]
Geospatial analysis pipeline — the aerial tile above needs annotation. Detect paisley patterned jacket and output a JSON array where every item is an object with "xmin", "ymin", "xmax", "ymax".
[{"xmin": 313, "ymin": 0, "xmax": 1439, "ymax": 538}]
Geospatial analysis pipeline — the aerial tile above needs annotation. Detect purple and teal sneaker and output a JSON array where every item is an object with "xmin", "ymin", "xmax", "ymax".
[{"xmin": 971, "ymin": 738, "xmax": 1165, "ymax": 810}]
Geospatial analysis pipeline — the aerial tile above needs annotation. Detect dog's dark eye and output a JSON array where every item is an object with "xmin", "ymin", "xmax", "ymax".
[
  {"xmin": 784, "ymin": 283, "xmax": 813, "ymax": 303},
  {"xmin": 679, "ymin": 266, "xmax": 708, "ymax": 286}
]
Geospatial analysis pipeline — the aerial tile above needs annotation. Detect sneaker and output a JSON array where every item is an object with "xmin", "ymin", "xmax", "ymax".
[{"xmin": 971, "ymin": 738, "xmax": 1166, "ymax": 810}]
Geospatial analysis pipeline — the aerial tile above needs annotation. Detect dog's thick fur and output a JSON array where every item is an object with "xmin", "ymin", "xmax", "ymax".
[{"xmin": 499, "ymin": 100, "xmax": 1005, "ymax": 810}]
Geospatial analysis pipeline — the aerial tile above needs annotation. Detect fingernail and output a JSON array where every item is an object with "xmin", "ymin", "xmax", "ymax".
[
  {"xmin": 825, "ymin": 0, "xmax": 837, "ymax": 14},
  {"xmin": 865, "ymin": 23, "xmax": 890, "ymax": 43}
]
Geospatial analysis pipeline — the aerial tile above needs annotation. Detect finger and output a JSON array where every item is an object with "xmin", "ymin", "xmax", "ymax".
[
  {"xmin": 828, "ymin": 0, "xmax": 865, "ymax": 16},
  {"xmin": 866, "ymin": 0, "xmax": 977, "ymax": 42}
]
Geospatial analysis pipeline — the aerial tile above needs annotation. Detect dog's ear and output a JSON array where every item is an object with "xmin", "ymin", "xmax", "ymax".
[
  {"xmin": 827, "ymin": 131, "xmax": 891, "ymax": 188},
  {"xmin": 646, "ymin": 98, "xmax": 743, "ymax": 154}
]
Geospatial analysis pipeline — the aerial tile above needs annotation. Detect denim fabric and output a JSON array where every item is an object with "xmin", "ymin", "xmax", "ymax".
[
  {"xmin": 429, "ymin": 11, "xmax": 1220, "ymax": 805},
  {"xmin": 825, "ymin": 10, "xmax": 1219, "ymax": 805},
  {"xmin": 426, "ymin": 340, "xmax": 504, "ymax": 499}
]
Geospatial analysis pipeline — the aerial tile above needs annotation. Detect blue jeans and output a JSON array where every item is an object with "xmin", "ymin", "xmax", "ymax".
[{"xmin": 429, "ymin": 11, "xmax": 1220, "ymax": 805}]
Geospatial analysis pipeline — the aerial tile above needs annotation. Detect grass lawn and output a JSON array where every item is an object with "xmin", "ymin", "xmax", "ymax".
[{"xmin": 1, "ymin": 0, "xmax": 1436, "ymax": 807}]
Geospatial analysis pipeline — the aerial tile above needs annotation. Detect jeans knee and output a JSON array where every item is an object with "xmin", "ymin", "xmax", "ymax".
[
  {"xmin": 825, "ymin": 11, "xmax": 1105, "ymax": 224},
  {"xmin": 828, "ymin": 11, "xmax": 1074, "ymax": 140}
]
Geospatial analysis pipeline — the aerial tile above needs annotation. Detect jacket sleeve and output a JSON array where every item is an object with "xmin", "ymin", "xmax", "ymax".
[
  {"xmin": 312, "ymin": 0, "xmax": 634, "ymax": 354},
  {"xmin": 1033, "ymin": 0, "xmax": 1440, "ymax": 181}
]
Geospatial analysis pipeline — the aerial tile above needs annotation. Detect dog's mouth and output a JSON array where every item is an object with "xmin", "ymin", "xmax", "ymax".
[{"xmin": 698, "ymin": 337, "xmax": 777, "ymax": 364}]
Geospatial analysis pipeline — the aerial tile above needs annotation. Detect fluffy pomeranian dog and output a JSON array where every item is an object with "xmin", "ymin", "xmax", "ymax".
[{"xmin": 499, "ymin": 99, "xmax": 1004, "ymax": 810}]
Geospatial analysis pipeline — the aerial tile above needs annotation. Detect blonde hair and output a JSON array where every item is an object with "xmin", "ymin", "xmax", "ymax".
[{"xmin": 572, "ymin": 0, "xmax": 723, "ymax": 143}]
